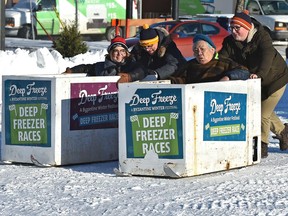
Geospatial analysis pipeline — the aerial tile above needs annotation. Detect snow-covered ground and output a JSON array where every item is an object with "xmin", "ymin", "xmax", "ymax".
[{"xmin": 0, "ymin": 37, "xmax": 288, "ymax": 216}]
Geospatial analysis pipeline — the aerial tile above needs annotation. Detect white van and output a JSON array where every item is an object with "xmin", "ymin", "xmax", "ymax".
[{"xmin": 246, "ymin": 0, "xmax": 288, "ymax": 41}]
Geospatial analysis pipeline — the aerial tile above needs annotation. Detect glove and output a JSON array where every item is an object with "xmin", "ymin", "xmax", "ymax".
[
  {"xmin": 62, "ymin": 67, "xmax": 73, "ymax": 74},
  {"xmin": 118, "ymin": 73, "xmax": 132, "ymax": 83},
  {"xmin": 147, "ymin": 69, "xmax": 159, "ymax": 79}
]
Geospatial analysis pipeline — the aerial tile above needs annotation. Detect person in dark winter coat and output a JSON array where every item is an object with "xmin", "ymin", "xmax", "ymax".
[
  {"xmin": 64, "ymin": 36, "xmax": 146, "ymax": 83},
  {"xmin": 169, "ymin": 34, "xmax": 249, "ymax": 84},
  {"xmin": 130, "ymin": 24, "xmax": 187, "ymax": 80},
  {"xmin": 218, "ymin": 10, "xmax": 288, "ymax": 158}
]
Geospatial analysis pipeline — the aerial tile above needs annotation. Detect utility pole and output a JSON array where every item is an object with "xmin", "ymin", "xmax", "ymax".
[
  {"xmin": 30, "ymin": 0, "xmax": 35, "ymax": 40},
  {"xmin": 125, "ymin": 0, "xmax": 133, "ymax": 38},
  {"xmin": 75, "ymin": 0, "xmax": 78, "ymax": 28},
  {"xmin": 172, "ymin": 0, "xmax": 179, "ymax": 20},
  {"xmin": 0, "ymin": 0, "xmax": 5, "ymax": 50}
]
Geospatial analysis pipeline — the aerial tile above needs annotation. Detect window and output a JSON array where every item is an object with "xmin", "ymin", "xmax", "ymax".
[
  {"xmin": 39, "ymin": 0, "xmax": 56, "ymax": 10},
  {"xmin": 247, "ymin": 1, "xmax": 261, "ymax": 15},
  {"xmin": 201, "ymin": 24, "xmax": 219, "ymax": 35},
  {"xmin": 259, "ymin": 0, "xmax": 288, "ymax": 15},
  {"xmin": 183, "ymin": 23, "xmax": 200, "ymax": 36},
  {"xmin": 13, "ymin": 0, "xmax": 37, "ymax": 9}
]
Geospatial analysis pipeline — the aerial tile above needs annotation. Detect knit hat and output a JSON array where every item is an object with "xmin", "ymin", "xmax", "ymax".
[
  {"xmin": 231, "ymin": 10, "xmax": 252, "ymax": 30},
  {"xmin": 107, "ymin": 36, "xmax": 128, "ymax": 52},
  {"xmin": 139, "ymin": 24, "xmax": 159, "ymax": 46},
  {"xmin": 193, "ymin": 34, "xmax": 216, "ymax": 49}
]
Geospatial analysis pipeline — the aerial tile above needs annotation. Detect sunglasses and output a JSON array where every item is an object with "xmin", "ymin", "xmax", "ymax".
[{"xmin": 229, "ymin": 25, "xmax": 242, "ymax": 31}]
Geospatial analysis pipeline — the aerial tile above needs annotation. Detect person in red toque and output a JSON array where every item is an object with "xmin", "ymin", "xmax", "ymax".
[
  {"xmin": 64, "ymin": 36, "xmax": 146, "ymax": 82},
  {"xmin": 219, "ymin": 10, "xmax": 288, "ymax": 158}
]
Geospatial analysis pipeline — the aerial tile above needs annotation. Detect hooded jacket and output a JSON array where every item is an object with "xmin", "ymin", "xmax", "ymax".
[
  {"xmin": 131, "ymin": 27, "xmax": 187, "ymax": 80},
  {"xmin": 219, "ymin": 19, "xmax": 288, "ymax": 100}
]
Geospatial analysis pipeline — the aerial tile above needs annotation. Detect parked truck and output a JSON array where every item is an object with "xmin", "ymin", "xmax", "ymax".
[
  {"xmin": 197, "ymin": 0, "xmax": 288, "ymax": 41},
  {"xmin": 5, "ymin": 0, "xmax": 138, "ymax": 41},
  {"xmin": 246, "ymin": 0, "xmax": 288, "ymax": 41}
]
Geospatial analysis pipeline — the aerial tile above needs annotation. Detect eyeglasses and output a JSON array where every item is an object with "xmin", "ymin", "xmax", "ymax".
[
  {"xmin": 229, "ymin": 25, "xmax": 242, "ymax": 32},
  {"xmin": 112, "ymin": 49, "xmax": 126, "ymax": 55}
]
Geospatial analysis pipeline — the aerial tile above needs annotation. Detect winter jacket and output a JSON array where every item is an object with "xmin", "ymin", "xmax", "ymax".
[
  {"xmin": 219, "ymin": 19, "xmax": 288, "ymax": 100},
  {"xmin": 131, "ymin": 28, "xmax": 187, "ymax": 80},
  {"xmin": 69, "ymin": 55, "xmax": 146, "ymax": 82},
  {"xmin": 169, "ymin": 56, "xmax": 249, "ymax": 84}
]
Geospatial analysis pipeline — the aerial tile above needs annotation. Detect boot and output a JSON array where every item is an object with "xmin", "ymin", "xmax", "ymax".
[
  {"xmin": 278, "ymin": 123, "xmax": 288, "ymax": 151},
  {"xmin": 261, "ymin": 142, "xmax": 268, "ymax": 158}
]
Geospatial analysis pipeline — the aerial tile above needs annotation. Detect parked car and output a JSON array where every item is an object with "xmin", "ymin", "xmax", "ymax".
[{"xmin": 125, "ymin": 20, "xmax": 230, "ymax": 60}]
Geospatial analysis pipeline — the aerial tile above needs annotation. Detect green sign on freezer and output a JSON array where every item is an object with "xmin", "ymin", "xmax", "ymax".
[{"xmin": 4, "ymin": 80, "xmax": 52, "ymax": 147}]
